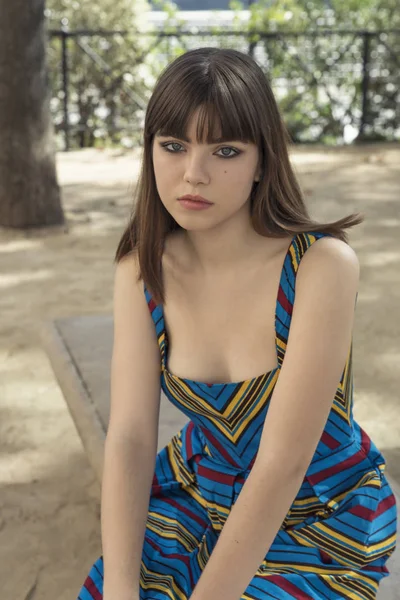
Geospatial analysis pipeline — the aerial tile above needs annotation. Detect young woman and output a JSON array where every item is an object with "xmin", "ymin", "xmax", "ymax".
[{"xmin": 77, "ymin": 48, "xmax": 397, "ymax": 600}]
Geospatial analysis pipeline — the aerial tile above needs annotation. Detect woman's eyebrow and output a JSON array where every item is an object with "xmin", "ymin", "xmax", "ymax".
[{"xmin": 155, "ymin": 133, "xmax": 247, "ymax": 144}]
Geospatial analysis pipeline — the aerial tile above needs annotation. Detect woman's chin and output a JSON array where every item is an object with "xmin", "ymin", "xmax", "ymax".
[{"xmin": 171, "ymin": 214, "xmax": 217, "ymax": 231}]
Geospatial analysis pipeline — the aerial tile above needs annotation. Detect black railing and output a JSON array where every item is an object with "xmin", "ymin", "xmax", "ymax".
[{"xmin": 47, "ymin": 27, "xmax": 400, "ymax": 150}]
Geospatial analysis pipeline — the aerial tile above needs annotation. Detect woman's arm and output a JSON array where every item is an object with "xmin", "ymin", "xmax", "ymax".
[
  {"xmin": 102, "ymin": 251, "xmax": 161, "ymax": 600},
  {"xmin": 102, "ymin": 435, "xmax": 158, "ymax": 599},
  {"xmin": 190, "ymin": 236, "xmax": 360, "ymax": 600}
]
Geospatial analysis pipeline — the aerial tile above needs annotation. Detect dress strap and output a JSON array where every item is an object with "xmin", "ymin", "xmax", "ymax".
[
  {"xmin": 275, "ymin": 231, "xmax": 333, "ymax": 368},
  {"xmin": 144, "ymin": 283, "xmax": 167, "ymax": 369}
]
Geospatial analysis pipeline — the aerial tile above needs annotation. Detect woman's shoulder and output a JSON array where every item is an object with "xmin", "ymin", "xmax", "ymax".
[
  {"xmin": 301, "ymin": 232, "xmax": 358, "ymax": 266},
  {"xmin": 297, "ymin": 232, "xmax": 360, "ymax": 289},
  {"xmin": 115, "ymin": 247, "xmax": 140, "ymax": 279}
]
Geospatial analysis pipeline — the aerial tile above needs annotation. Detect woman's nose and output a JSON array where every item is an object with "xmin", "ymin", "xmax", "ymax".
[{"xmin": 183, "ymin": 153, "xmax": 210, "ymax": 186}]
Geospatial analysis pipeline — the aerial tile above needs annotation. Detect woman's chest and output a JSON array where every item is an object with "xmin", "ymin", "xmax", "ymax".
[{"xmin": 162, "ymin": 267, "xmax": 281, "ymax": 384}]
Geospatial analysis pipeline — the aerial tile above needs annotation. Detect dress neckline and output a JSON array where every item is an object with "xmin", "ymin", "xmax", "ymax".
[{"xmin": 159, "ymin": 233, "xmax": 299, "ymax": 389}]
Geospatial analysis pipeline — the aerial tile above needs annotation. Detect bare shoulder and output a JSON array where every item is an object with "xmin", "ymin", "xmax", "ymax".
[
  {"xmin": 298, "ymin": 234, "xmax": 360, "ymax": 287},
  {"xmin": 115, "ymin": 247, "xmax": 141, "ymax": 281},
  {"xmin": 113, "ymin": 248, "xmax": 153, "ymax": 332},
  {"xmin": 113, "ymin": 247, "xmax": 154, "ymax": 341}
]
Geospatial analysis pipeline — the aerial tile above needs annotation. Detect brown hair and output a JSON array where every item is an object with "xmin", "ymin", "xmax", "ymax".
[{"xmin": 115, "ymin": 47, "xmax": 364, "ymax": 305}]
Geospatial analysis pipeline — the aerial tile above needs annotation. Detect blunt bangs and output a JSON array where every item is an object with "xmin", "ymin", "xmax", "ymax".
[{"xmin": 146, "ymin": 59, "xmax": 262, "ymax": 147}]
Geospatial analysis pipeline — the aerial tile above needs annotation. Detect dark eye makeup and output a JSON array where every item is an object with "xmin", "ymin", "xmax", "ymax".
[{"xmin": 158, "ymin": 141, "xmax": 241, "ymax": 159}]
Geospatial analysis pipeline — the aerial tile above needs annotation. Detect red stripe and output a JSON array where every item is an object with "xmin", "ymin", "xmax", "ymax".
[
  {"xmin": 321, "ymin": 431, "xmax": 341, "ymax": 450},
  {"xmin": 146, "ymin": 536, "xmax": 195, "ymax": 588},
  {"xmin": 360, "ymin": 427, "xmax": 371, "ymax": 454},
  {"xmin": 348, "ymin": 505, "xmax": 375, "ymax": 521},
  {"xmin": 163, "ymin": 497, "xmax": 208, "ymax": 528},
  {"xmin": 185, "ymin": 421, "xmax": 195, "ymax": 461},
  {"xmin": 201, "ymin": 429, "xmax": 239, "ymax": 468},
  {"xmin": 319, "ymin": 549, "xmax": 333, "ymax": 564},
  {"xmin": 308, "ymin": 447, "xmax": 365, "ymax": 485},
  {"xmin": 375, "ymin": 493, "xmax": 396, "ymax": 517},
  {"xmin": 268, "ymin": 574, "xmax": 314, "ymax": 599},
  {"xmin": 363, "ymin": 564, "xmax": 390, "ymax": 573},
  {"xmin": 349, "ymin": 493, "xmax": 396, "ymax": 521},
  {"xmin": 83, "ymin": 576, "xmax": 103, "ymax": 600},
  {"xmin": 277, "ymin": 285, "xmax": 293, "ymax": 316},
  {"xmin": 146, "ymin": 536, "xmax": 190, "ymax": 566},
  {"xmin": 197, "ymin": 463, "xmax": 236, "ymax": 486},
  {"xmin": 148, "ymin": 297, "xmax": 156, "ymax": 313}
]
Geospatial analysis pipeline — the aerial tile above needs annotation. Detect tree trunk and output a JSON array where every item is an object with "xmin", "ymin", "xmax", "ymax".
[{"xmin": 0, "ymin": 0, "xmax": 65, "ymax": 228}]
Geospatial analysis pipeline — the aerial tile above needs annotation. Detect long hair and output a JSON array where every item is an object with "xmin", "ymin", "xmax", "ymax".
[{"xmin": 115, "ymin": 47, "xmax": 364, "ymax": 305}]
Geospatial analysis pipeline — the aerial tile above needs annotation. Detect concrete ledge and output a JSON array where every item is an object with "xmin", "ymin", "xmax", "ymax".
[
  {"xmin": 39, "ymin": 317, "xmax": 107, "ymax": 482},
  {"xmin": 38, "ymin": 315, "xmax": 189, "ymax": 482}
]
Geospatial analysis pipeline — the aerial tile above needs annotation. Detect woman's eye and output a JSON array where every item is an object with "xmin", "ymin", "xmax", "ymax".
[
  {"xmin": 216, "ymin": 147, "xmax": 240, "ymax": 158},
  {"xmin": 162, "ymin": 142, "xmax": 184, "ymax": 153},
  {"xmin": 160, "ymin": 142, "xmax": 240, "ymax": 158}
]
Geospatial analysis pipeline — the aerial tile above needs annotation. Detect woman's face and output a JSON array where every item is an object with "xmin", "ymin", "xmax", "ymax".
[{"xmin": 152, "ymin": 108, "xmax": 261, "ymax": 231}]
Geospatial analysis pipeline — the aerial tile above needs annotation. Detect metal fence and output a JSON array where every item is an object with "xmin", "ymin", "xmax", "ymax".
[{"xmin": 47, "ymin": 27, "xmax": 400, "ymax": 150}]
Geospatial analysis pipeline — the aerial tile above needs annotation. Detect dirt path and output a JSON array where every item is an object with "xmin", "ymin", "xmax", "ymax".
[{"xmin": 0, "ymin": 144, "xmax": 399, "ymax": 599}]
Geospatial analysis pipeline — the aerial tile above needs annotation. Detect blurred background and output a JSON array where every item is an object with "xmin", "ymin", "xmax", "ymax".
[{"xmin": 0, "ymin": 1, "xmax": 399, "ymax": 598}]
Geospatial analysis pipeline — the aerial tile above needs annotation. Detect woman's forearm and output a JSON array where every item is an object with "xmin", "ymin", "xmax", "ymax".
[{"xmin": 101, "ymin": 433, "xmax": 157, "ymax": 598}]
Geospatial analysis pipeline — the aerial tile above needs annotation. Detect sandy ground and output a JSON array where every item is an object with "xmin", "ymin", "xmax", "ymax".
[{"xmin": 0, "ymin": 143, "xmax": 399, "ymax": 599}]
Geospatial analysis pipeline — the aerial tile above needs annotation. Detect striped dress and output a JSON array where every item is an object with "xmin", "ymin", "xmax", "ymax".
[{"xmin": 78, "ymin": 231, "xmax": 397, "ymax": 600}]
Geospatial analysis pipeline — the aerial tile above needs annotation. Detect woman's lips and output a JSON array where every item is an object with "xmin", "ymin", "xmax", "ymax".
[
  {"xmin": 177, "ymin": 195, "xmax": 214, "ymax": 211},
  {"xmin": 178, "ymin": 195, "xmax": 213, "ymax": 204},
  {"xmin": 178, "ymin": 198, "xmax": 214, "ymax": 211}
]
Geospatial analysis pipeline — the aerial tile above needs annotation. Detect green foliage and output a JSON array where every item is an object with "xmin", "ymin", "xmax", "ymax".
[
  {"xmin": 46, "ymin": 0, "xmax": 150, "ymax": 149},
  {"xmin": 226, "ymin": 0, "xmax": 400, "ymax": 143},
  {"xmin": 45, "ymin": 0, "xmax": 399, "ymax": 148},
  {"xmin": 246, "ymin": 0, "xmax": 400, "ymax": 31},
  {"xmin": 46, "ymin": 0, "xmax": 149, "ymax": 31}
]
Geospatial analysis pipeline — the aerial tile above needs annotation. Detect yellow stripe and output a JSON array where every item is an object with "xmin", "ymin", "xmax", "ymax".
[
  {"xmin": 147, "ymin": 513, "xmax": 198, "ymax": 549},
  {"xmin": 260, "ymin": 562, "xmax": 349, "ymax": 575},
  {"xmin": 367, "ymin": 532, "xmax": 397, "ymax": 553},
  {"xmin": 292, "ymin": 524, "xmax": 390, "ymax": 569},
  {"xmin": 289, "ymin": 244, "xmax": 300, "ymax": 270},
  {"xmin": 141, "ymin": 572, "xmax": 187, "ymax": 600},
  {"xmin": 168, "ymin": 440, "xmax": 194, "ymax": 488},
  {"xmin": 321, "ymin": 576, "xmax": 367, "ymax": 599},
  {"xmin": 276, "ymin": 337, "xmax": 286, "ymax": 353}
]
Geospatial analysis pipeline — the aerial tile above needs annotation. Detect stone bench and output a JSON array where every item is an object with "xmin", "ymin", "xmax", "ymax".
[{"xmin": 39, "ymin": 314, "xmax": 399, "ymax": 598}]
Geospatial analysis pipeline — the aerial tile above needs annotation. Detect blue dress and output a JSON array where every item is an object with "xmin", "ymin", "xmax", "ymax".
[{"xmin": 78, "ymin": 231, "xmax": 397, "ymax": 600}]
